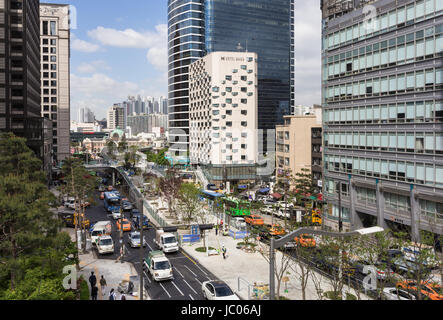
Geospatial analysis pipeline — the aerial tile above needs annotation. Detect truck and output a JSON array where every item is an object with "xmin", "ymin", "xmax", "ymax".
[
  {"xmin": 58, "ymin": 210, "xmax": 90, "ymax": 229},
  {"xmin": 153, "ymin": 228, "xmax": 179, "ymax": 253},
  {"xmin": 91, "ymin": 221, "xmax": 112, "ymax": 245},
  {"xmin": 143, "ymin": 250, "xmax": 173, "ymax": 281}
]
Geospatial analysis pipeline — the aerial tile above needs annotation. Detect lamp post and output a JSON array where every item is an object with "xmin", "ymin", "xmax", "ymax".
[{"xmin": 269, "ymin": 226, "xmax": 384, "ymax": 300}]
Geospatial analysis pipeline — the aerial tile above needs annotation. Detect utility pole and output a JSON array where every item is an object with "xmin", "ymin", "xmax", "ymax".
[{"xmin": 139, "ymin": 204, "xmax": 144, "ymax": 300}]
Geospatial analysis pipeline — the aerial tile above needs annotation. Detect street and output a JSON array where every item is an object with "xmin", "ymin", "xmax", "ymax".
[{"xmin": 83, "ymin": 191, "xmax": 220, "ymax": 300}]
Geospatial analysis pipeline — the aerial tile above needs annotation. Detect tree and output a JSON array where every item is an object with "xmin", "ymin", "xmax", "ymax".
[
  {"xmin": 177, "ymin": 183, "xmax": 204, "ymax": 223},
  {"xmin": 0, "ymin": 133, "xmax": 58, "ymax": 291},
  {"xmin": 106, "ymin": 140, "xmax": 116, "ymax": 159},
  {"xmin": 290, "ymin": 168, "xmax": 317, "ymax": 206},
  {"xmin": 158, "ymin": 168, "xmax": 182, "ymax": 219},
  {"xmin": 118, "ymin": 134, "xmax": 128, "ymax": 153}
]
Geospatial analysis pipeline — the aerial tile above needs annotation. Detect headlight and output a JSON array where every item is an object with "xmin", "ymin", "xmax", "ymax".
[
  {"xmin": 170, "ymin": 270, "xmax": 173, "ymax": 275},
  {"xmin": 154, "ymin": 273, "xmax": 159, "ymax": 277}
]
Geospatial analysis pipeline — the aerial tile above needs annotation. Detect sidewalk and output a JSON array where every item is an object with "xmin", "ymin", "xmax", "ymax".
[{"xmin": 63, "ymin": 228, "xmax": 145, "ymax": 301}]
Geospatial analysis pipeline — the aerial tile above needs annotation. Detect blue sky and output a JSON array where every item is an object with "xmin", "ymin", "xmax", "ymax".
[{"xmin": 42, "ymin": 0, "xmax": 321, "ymax": 121}]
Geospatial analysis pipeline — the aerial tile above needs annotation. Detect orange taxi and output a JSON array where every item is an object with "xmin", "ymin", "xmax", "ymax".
[
  {"xmin": 294, "ymin": 234, "xmax": 316, "ymax": 248},
  {"xmin": 269, "ymin": 224, "xmax": 286, "ymax": 236},
  {"xmin": 116, "ymin": 219, "xmax": 132, "ymax": 232},
  {"xmin": 396, "ymin": 280, "xmax": 443, "ymax": 300},
  {"xmin": 245, "ymin": 215, "xmax": 264, "ymax": 226}
]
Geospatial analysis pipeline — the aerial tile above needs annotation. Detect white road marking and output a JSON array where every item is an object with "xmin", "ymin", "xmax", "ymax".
[
  {"xmin": 194, "ymin": 277, "xmax": 202, "ymax": 285},
  {"xmin": 160, "ymin": 283, "xmax": 171, "ymax": 298},
  {"xmin": 184, "ymin": 265, "xmax": 197, "ymax": 277},
  {"xmin": 183, "ymin": 279, "xmax": 198, "ymax": 294},
  {"xmin": 171, "ymin": 281, "xmax": 184, "ymax": 296},
  {"xmin": 146, "ymin": 242, "xmax": 153, "ymax": 251},
  {"xmin": 195, "ymin": 264, "xmax": 208, "ymax": 276},
  {"xmin": 175, "ymin": 268, "xmax": 184, "ymax": 278},
  {"xmin": 189, "ymin": 294, "xmax": 194, "ymax": 300},
  {"xmin": 143, "ymin": 271, "xmax": 151, "ymax": 283}
]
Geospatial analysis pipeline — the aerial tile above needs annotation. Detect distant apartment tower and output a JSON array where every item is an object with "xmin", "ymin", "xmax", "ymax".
[
  {"xmin": 0, "ymin": 0, "xmax": 53, "ymax": 179},
  {"xmin": 78, "ymin": 107, "xmax": 94, "ymax": 123},
  {"xmin": 107, "ymin": 104, "xmax": 125, "ymax": 130},
  {"xmin": 40, "ymin": 3, "xmax": 70, "ymax": 163},
  {"xmin": 189, "ymin": 52, "xmax": 258, "ymax": 184},
  {"xmin": 321, "ymin": 0, "xmax": 443, "ymax": 237},
  {"xmin": 127, "ymin": 113, "xmax": 168, "ymax": 136}
]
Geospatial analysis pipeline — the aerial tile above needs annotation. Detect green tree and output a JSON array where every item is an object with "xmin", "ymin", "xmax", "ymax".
[
  {"xmin": 0, "ymin": 133, "xmax": 58, "ymax": 291},
  {"xmin": 177, "ymin": 183, "xmax": 204, "ymax": 223},
  {"xmin": 106, "ymin": 140, "xmax": 117, "ymax": 159},
  {"xmin": 158, "ymin": 168, "xmax": 182, "ymax": 219},
  {"xmin": 118, "ymin": 134, "xmax": 128, "ymax": 153}
]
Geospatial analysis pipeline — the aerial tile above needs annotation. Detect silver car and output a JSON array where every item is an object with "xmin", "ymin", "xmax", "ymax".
[
  {"xmin": 128, "ymin": 231, "xmax": 146, "ymax": 248},
  {"xmin": 202, "ymin": 280, "xmax": 240, "ymax": 300},
  {"xmin": 382, "ymin": 287, "xmax": 416, "ymax": 300}
]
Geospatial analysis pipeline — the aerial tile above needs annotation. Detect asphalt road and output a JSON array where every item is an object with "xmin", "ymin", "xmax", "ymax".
[{"xmin": 83, "ymin": 191, "xmax": 220, "ymax": 300}]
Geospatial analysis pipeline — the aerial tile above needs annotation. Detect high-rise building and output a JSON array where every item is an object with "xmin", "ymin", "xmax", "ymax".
[
  {"xmin": 40, "ymin": 3, "xmax": 70, "ymax": 163},
  {"xmin": 321, "ymin": 0, "xmax": 443, "ymax": 238},
  {"xmin": 189, "ymin": 52, "xmax": 258, "ymax": 183},
  {"xmin": 78, "ymin": 107, "xmax": 94, "ymax": 123},
  {"xmin": 107, "ymin": 104, "xmax": 125, "ymax": 130},
  {"xmin": 0, "ymin": 0, "xmax": 53, "ymax": 179},
  {"xmin": 168, "ymin": 0, "xmax": 294, "ymax": 159},
  {"xmin": 127, "ymin": 113, "xmax": 168, "ymax": 136}
]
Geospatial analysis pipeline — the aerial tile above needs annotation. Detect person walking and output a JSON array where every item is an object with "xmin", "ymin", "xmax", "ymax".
[
  {"xmin": 88, "ymin": 271, "xmax": 97, "ymax": 295},
  {"xmin": 91, "ymin": 286, "xmax": 98, "ymax": 300},
  {"xmin": 121, "ymin": 293, "xmax": 126, "ymax": 300},
  {"xmin": 215, "ymin": 224, "xmax": 218, "ymax": 236},
  {"xmin": 222, "ymin": 245, "xmax": 227, "ymax": 259},
  {"xmin": 99, "ymin": 275, "xmax": 107, "ymax": 297},
  {"xmin": 109, "ymin": 288, "xmax": 116, "ymax": 300}
]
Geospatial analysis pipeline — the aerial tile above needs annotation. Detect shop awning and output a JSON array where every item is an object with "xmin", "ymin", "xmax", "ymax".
[
  {"xmin": 258, "ymin": 188, "xmax": 270, "ymax": 194},
  {"xmin": 271, "ymin": 193, "xmax": 282, "ymax": 199}
]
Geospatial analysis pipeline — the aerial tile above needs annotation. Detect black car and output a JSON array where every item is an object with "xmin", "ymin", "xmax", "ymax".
[
  {"xmin": 122, "ymin": 200, "xmax": 133, "ymax": 212},
  {"xmin": 133, "ymin": 214, "xmax": 149, "ymax": 230}
]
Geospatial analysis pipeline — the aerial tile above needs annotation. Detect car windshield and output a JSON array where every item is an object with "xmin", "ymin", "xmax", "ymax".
[
  {"xmin": 131, "ymin": 234, "xmax": 140, "ymax": 240},
  {"xmin": 109, "ymin": 199, "xmax": 120, "ymax": 205},
  {"xmin": 303, "ymin": 235, "xmax": 314, "ymax": 239},
  {"xmin": 164, "ymin": 236, "xmax": 176, "ymax": 244},
  {"xmin": 215, "ymin": 285, "xmax": 234, "ymax": 297},
  {"xmin": 92, "ymin": 231, "xmax": 102, "ymax": 236},
  {"xmin": 100, "ymin": 239, "xmax": 112, "ymax": 246},
  {"xmin": 154, "ymin": 261, "xmax": 170, "ymax": 270}
]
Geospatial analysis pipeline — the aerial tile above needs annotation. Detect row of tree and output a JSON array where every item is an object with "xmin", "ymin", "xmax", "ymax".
[{"xmin": 0, "ymin": 133, "xmax": 78, "ymax": 299}]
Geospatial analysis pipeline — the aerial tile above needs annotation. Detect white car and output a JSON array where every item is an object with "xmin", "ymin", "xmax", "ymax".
[
  {"xmin": 233, "ymin": 217, "xmax": 246, "ymax": 228},
  {"xmin": 202, "ymin": 280, "xmax": 240, "ymax": 300},
  {"xmin": 382, "ymin": 287, "xmax": 416, "ymax": 300},
  {"xmin": 96, "ymin": 235, "xmax": 114, "ymax": 255},
  {"xmin": 111, "ymin": 209, "xmax": 121, "ymax": 220},
  {"xmin": 128, "ymin": 231, "xmax": 147, "ymax": 248},
  {"xmin": 65, "ymin": 197, "xmax": 76, "ymax": 210}
]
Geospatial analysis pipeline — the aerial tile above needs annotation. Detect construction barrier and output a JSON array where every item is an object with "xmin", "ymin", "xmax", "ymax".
[
  {"xmin": 181, "ymin": 234, "xmax": 201, "ymax": 244},
  {"xmin": 228, "ymin": 229, "xmax": 249, "ymax": 240}
]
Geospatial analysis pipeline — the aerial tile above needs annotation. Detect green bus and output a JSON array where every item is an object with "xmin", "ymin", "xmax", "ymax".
[{"xmin": 223, "ymin": 198, "xmax": 252, "ymax": 217}]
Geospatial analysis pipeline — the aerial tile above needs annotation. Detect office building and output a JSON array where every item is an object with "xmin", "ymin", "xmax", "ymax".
[
  {"xmin": 40, "ymin": 3, "xmax": 70, "ymax": 163},
  {"xmin": 107, "ymin": 104, "xmax": 125, "ymax": 130},
  {"xmin": 78, "ymin": 107, "xmax": 94, "ymax": 123},
  {"xmin": 189, "ymin": 51, "xmax": 258, "ymax": 184},
  {"xmin": 276, "ymin": 107, "xmax": 323, "ymax": 192},
  {"xmin": 0, "ymin": 0, "xmax": 53, "ymax": 179},
  {"xmin": 127, "ymin": 113, "xmax": 168, "ymax": 136},
  {"xmin": 321, "ymin": 0, "xmax": 443, "ymax": 238},
  {"xmin": 167, "ymin": 0, "xmax": 293, "ymax": 159}
]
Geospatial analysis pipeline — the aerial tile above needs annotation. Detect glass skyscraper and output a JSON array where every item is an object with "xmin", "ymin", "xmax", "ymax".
[
  {"xmin": 167, "ymin": 0, "xmax": 293, "ymax": 158},
  {"xmin": 321, "ymin": 0, "xmax": 443, "ymax": 239}
]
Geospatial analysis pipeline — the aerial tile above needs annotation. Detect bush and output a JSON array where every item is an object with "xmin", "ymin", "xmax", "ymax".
[
  {"xmin": 78, "ymin": 276, "xmax": 90, "ymax": 300},
  {"xmin": 195, "ymin": 247, "xmax": 216, "ymax": 253}
]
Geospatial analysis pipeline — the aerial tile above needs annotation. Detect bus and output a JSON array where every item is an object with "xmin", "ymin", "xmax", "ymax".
[
  {"xmin": 223, "ymin": 197, "xmax": 251, "ymax": 217},
  {"xmin": 104, "ymin": 191, "xmax": 121, "ymax": 212},
  {"xmin": 199, "ymin": 190, "xmax": 225, "ymax": 202}
]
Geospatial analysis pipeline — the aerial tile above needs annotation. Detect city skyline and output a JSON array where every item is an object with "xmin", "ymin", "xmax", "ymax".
[{"xmin": 41, "ymin": 0, "xmax": 322, "ymax": 121}]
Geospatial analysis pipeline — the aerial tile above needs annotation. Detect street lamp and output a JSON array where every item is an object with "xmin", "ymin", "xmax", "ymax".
[{"xmin": 269, "ymin": 226, "xmax": 384, "ymax": 300}]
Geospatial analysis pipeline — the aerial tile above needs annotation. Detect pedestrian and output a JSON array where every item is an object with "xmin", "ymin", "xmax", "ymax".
[
  {"xmin": 109, "ymin": 288, "xmax": 116, "ymax": 300},
  {"xmin": 99, "ymin": 275, "xmax": 107, "ymax": 297},
  {"xmin": 222, "ymin": 245, "xmax": 227, "ymax": 259},
  {"xmin": 88, "ymin": 271, "xmax": 97, "ymax": 295},
  {"xmin": 215, "ymin": 224, "xmax": 218, "ymax": 236},
  {"xmin": 91, "ymin": 286, "xmax": 98, "ymax": 300},
  {"xmin": 121, "ymin": 293, "xmax": 126, "ymax": 300}
]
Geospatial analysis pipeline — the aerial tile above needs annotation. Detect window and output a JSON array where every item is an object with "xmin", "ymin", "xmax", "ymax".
[
  {"xmin": 42, "ymin": 21, "xmax": 48, "ymax": 35},
  {"xmin": 50, "ymin": 21, "xmax": 57, "ymax": 36}
]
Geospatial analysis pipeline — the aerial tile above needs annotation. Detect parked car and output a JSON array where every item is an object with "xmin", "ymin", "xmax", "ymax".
[
  {"xmin": 354, "ymin": 260, "xmax": 396, "ymax": 280},
  {"xmin": 396, "ymin": 280, "xmax": 443, "ymax": 300},
  {"xmin": 263, "ymin": 198, "xmax": 276, "ymax": 205},
  {"xmin": 232, "ymin": 217, "xmax": 246, "ymax": 228},
  {"xmin": 382, "ymin": 287, "xmax": 416, "ymax": 300},
  {"xmin": 116, "ymin": 218, "xmax": 132, "ymax": 232},
  {"xmin": 245, "ymin": 214, "xmax": 264, "ymax": 226},
  {"xmin": 128, "ymin": 231, "xmax": 147, "ymax": 248},
  {"xmin": 381, "ymin": 249, "xmax": 431, "ymax": 278},
  {"xmin": 202, "ymin": 280, "xmax": 240, "ymax": 300}
]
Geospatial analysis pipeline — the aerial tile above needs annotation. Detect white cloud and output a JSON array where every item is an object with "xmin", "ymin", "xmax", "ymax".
[
  {"xmin": 76, "ymin": 60, "xmax": 110, "ymax": 74},
  {"xmin": 71, "ymin": 34, "xmax": 100, "ymax": 53},
  {"xmin": 87, "ymin": 24, "xmax": 167, "ymax": 71}
]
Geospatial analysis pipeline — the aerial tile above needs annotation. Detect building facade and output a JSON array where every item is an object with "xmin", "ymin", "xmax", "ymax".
[
  {"xmin": 107, "ymin": 104, "xmax": 125, "ymax": 130},
  {"xmin": 276, "ymin": 109, "xmax": 323, "ymax": 192},
  {"xmin": 40, "ymin": 3, "xmax": 70, "ymax": 164},
  {"xmin": 127, "ymin": 113, "xmax": 168, "ymax": 136},
  {"xmin": 167, "ymin": 0, "xmax": 294, "ymax": 160},
  {"xmin": 321, "ymin": 0, "xmax": 443, "ymax": 237}
]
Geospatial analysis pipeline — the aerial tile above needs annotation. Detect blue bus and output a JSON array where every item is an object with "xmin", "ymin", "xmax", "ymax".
[{"xmin": 104, "ymin": 191, "xmax": 121, "ymax": 212}]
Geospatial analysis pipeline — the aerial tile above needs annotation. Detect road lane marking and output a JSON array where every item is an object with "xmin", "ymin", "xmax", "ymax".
[
  {"xmin": 146, "ymin": 242, "xmax": 153, "ymax": 251},
  {"xmin": 160, "ymin": 283, "xmax": 171, "ymax": 298},
  {"xmin": 143, "ymin": 271, "xmax": 151, "ymax": 283},
  {"xmin": 194, "ymin": 277, "xmax": 202, "ymax": 285},
  {"xmin": 195, "ymin": 264, "xmax": 208, "ymax": 276},
  {"xmin": 184, "ymin": 265, "xmax": 197, "ymax": 277},
  {"xmin": 175, "ymin": 268, "xmax": 184, "ymax": 278},
  {"xmin": 171, "ymin": 281, "xmax": 184, "ymax": 296},
  {"xmin": 189, "ymin": 294, "xmax": 194, "ymax": 300},
  {"xmin": 182, "ymin": 279, "xmax": 198, "ymax": 294},
  {"xmin": 180, "ymin": 249, "xmax": 198, "ymax": 265}
]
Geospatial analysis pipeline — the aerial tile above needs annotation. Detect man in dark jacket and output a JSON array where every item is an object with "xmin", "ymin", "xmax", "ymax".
[
  {"xmin": 89, "ymin": 271, "xmax": 97, "ymax": 295},
  {"xmin": 91, "ymin": 286, "xmax": 98, "ymax": 300}
]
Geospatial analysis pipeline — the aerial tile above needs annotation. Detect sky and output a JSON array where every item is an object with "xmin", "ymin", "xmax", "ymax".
[{"xmin": 43, "ymin": 0, "xmax": 321, "ymax": 121}]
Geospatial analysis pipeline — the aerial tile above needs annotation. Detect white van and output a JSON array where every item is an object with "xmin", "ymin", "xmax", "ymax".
[
  {"xmin": 91, "ymin": 221, "xmax": 112, "ymax": 245},
  {"xmin": 97, "ymin": 235, "xmax": 114, "ymax": 254}
]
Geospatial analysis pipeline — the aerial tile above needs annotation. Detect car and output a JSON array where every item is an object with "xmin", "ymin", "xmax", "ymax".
[
  {"xmin": 381, "ymin": 250, "xmax": 430, "ymax": 278},
  {"xmin": 128, "ymin": 231, "xmax": 147, "ymax": 248},
  {"xmin": 64, "ymin": 197, "xmax": 76, "ymax": 210},
  {"xmin": 354, "ymin": 260, "xmax": 396, "ymax": 281},
  {"xmin": 382, "ymin": 287, "xmax": 416, "ymax": 300},
  {"xmin": 294, "ymin": 234, "xmax": 316, "ymax": 248},
  {"xmin": 260, "ymin": 206, "xmax": 274, "ymax": 216},
  {"xmin": 130, "ymin": 208, "xmax": 141, "ymax": 219},
  {"xmin": 202, "ymin": 280, "xmax": 240, "ymax": 300},
  {"xmin": 107, "ymin": 185, "xmax": 113, "ymax": 191},
  {"xmin": 122, "ymin": 200, "xmax": 133, "ymax": 211},
  {"xmin": 232, "ymin": 217, "xmax": 246, "ymax": 228},
  {"xmin": 133, "ymin": 214, "xmax": 149, "ymax": 230},
  {"xmin": 268, "ymin": 224, "xmax": 286, "ymax": 236},
  {"xmin": 96, "ymin": 235, "xmax": 114, "ymax": 254},
  {"xmin": 263, "ymin": 198, "xmax": 276, "ymax": 205},
  {"xmin": 111, "ymin": 209, "xmax": 122, "ymax": 220},
  {"xmin": 396, "ymin": 280, "xmax": 443, "ymax": 300},
  {"xmin": 116, "ymin": 218, "xmax": 132, "ymax": 232},
  {"xmin": 245, "ymin": 214, "xmax": 264, "ymax": 226}
]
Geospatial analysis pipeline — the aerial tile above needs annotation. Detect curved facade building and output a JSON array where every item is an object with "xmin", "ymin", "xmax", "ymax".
[{"xmin": 168, "ymin": 0, "xmax": 205, "ymax": 157}]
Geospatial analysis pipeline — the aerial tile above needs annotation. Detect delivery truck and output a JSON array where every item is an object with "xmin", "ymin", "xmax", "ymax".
[
  {"xmin": 153, "ymin": 228, "xmax": 179, "ymax": 253},
  {"xmin": 143, "ymin": 250, "xmax": 173, "ymax": 281},
  {"xmin": 91, "ymin": 221, "xmax": 112, "ymax": 245}
]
